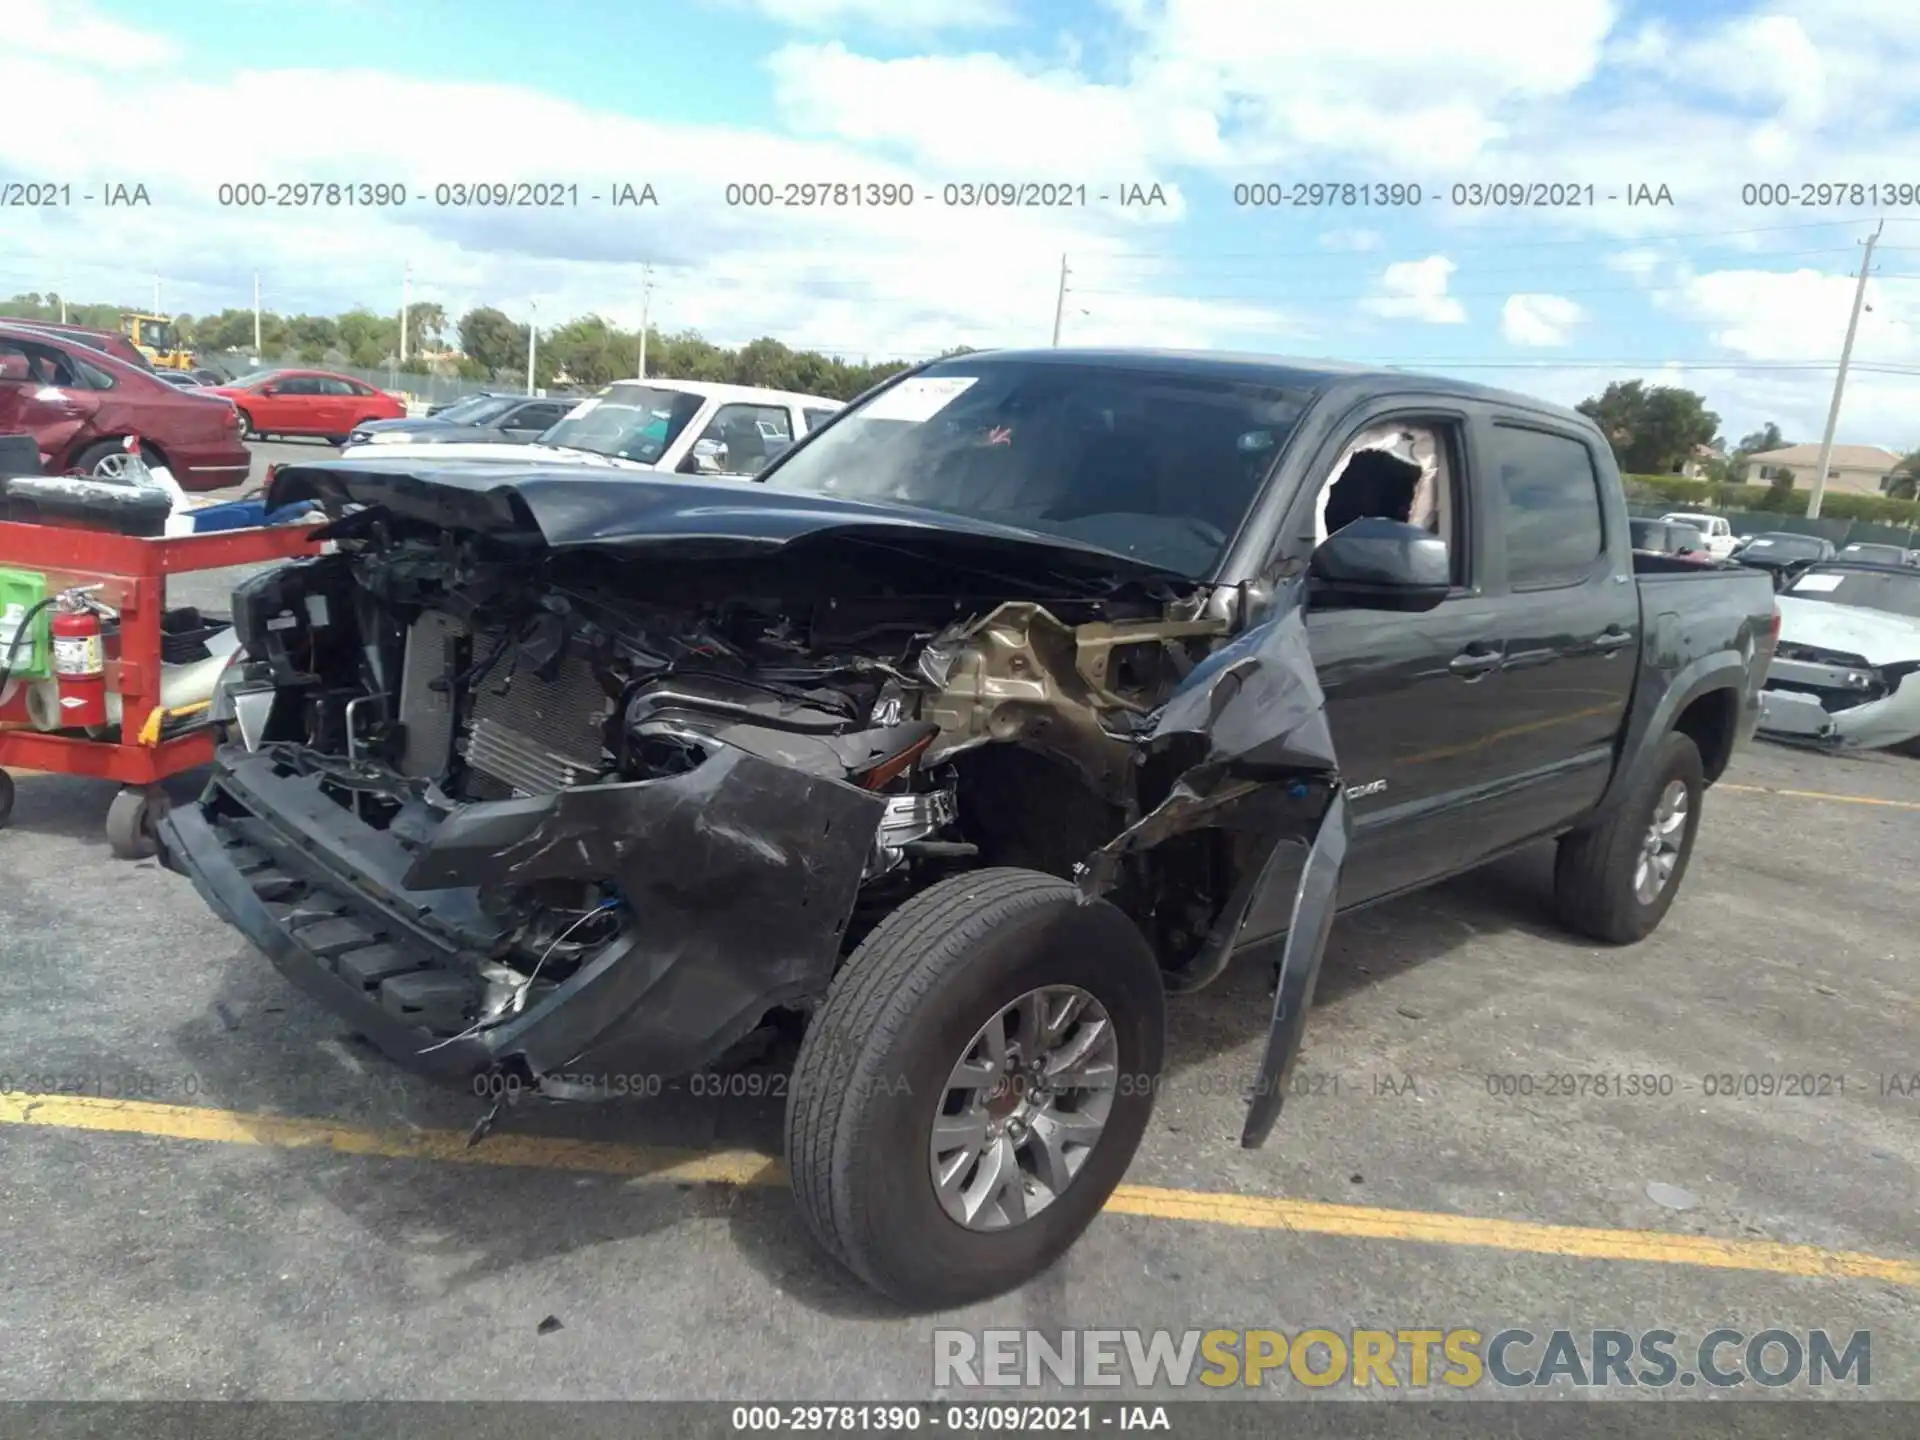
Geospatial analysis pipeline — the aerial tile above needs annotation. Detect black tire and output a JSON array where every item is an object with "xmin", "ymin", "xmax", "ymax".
[
  {"xmin": 1554, "ymin": 732, "xmax": 1705, "ymax": 944},
  {"xmin": 0, "ymin": 768, "xmax": 14, "ymax": 827},
  {"xmin": 73, "ymin": 438, "xmax": 160, "ymax": 480},
  {"xmin": 105, "ymin": 784, "xmax": 169, "ymax": 861},
  {"xmin": 786, "ymin": 868, "xmax": 1165, "ymax": 1309}
]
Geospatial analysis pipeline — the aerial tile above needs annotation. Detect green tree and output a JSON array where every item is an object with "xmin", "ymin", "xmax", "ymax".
[
  {"xmin": 1888, "ymin": 450, "xmax": 1920, "ymax": 501},
  {"xmin": 457, "ymin": 306, "xmax": 524, "ymax": 374},
  {"xmin": 1576, "ymin": 380, "xmax": 1722, "ymax": 476},
  {"xmin": 404, "ymin": 301, "xmax": 448, "ymax": 351}
]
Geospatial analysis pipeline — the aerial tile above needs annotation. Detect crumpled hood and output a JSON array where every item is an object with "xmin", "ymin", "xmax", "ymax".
[
  {"xmin": 1777, "ymin": 595, "xmax": 1920, "ymax": 665},
  {"xmin": 265, "ymin": 456, "xmax": 1191, "ymax": 584}
]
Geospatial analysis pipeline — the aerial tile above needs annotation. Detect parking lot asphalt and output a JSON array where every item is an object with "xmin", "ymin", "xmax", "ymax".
[{"xmin": 0, "ymin": 441, "xmax": 1915, "ymax": 1401}]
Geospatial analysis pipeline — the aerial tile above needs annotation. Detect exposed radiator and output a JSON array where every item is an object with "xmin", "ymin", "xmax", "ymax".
[{"xmin": 457, "ymin": 632, "xmax": 611, "ymax": 797}]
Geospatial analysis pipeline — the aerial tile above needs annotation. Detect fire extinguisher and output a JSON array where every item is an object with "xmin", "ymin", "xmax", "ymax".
[{"xmin": 51, "ymin": 591, "xmax": 108, "ymax": 729}]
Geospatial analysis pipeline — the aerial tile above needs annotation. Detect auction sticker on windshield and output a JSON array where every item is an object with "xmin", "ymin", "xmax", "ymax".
[
  {"xmin": 1793, "ymin": 574, "xmax": 1846, "ymax": 592},
  {"xmin": 861, "ymin": 376, "xmax": 977, "ymax": 422}
]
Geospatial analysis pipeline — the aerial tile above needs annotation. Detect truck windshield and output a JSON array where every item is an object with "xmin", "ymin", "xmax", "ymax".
[
  {"xmin": 1743, "ymin": 534, "xmax": 1826, "ymax": 559},
  {"xmin": 759, "ymin": 357, "xmax": 1316, "ymax": 578},
  {"xmin": 538, "ymin": 386, "xmax": 706, "ymax": 462},
  {"xmin": 1786, "ymin": 567, "xmax": 1920, "ymax": 618}
]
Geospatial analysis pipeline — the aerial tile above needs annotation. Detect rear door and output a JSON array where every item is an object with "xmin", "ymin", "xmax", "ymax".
[
  {"xmin": 318, "ymin": 377, "xmax": 361, "ymax": 433},
  {"xmin": 1454, "ymin": 413, "xmax": 1639, "ymax": 861}
]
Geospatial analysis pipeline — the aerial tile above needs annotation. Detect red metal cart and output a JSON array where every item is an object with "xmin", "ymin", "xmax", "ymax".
[{"xmin": 0, "ymin": 520, "xmax": 325, "ymax": 857}]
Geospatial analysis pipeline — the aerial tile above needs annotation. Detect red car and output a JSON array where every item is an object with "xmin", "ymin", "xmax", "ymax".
[
  {"xmin": 209, "ymin": 368, "xmax": 406, "ymax": 443},
  {"xmin": 0, "ymin": 323, "xmax": 250, "ymax": 491}
]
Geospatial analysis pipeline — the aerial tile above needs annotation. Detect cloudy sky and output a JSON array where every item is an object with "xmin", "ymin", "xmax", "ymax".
[{"xmin": 7, "ymin": 0, "xmax": 1920, "ymax": 448}]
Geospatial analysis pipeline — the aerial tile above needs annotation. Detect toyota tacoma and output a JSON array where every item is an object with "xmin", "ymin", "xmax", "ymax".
[{"xmin": 157, "ymin": 349, "xmax": 1779, "ymax": 1308}]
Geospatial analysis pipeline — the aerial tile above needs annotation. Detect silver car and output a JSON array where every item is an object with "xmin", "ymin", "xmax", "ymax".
[{"xmin": 1758, "ymin": 560, "xmax": 1920, "ymax": 752}]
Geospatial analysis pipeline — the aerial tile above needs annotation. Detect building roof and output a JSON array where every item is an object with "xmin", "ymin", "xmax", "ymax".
[{"xmin": 1747, "ymin": 443, "xmax": 1901, "ymax": 469}]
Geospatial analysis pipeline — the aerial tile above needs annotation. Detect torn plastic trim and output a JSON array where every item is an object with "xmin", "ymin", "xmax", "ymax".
[{"xmin": 1073, "ymin": 580, "xmax": 1347, "ymax": 1149}]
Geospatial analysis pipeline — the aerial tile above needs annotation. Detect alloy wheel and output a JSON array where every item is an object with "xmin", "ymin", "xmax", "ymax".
[
  {"xmin": 1634, "ymin": 779, "xmax": 1689, "ymax": 904},
  {"xmin": 929, "ymin": 985, "xmax": 1119, "ymax": 1232}
]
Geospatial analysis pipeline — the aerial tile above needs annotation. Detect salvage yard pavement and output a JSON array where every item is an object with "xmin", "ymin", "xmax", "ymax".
[{"xmin": 0, "ymin": 728, "xmax": 1915, "ymax": 1398}]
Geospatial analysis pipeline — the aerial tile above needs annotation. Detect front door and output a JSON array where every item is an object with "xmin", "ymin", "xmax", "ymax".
[{"xmin": 1240, "ymin": 408, "xmax": 1512, "ymax": 939}]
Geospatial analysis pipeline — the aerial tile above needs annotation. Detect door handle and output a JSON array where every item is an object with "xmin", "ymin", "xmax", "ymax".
[
  {"xmin": 1448, "ymin": 645, "xmax": 1504, "ymax": 678},
  {"xmin": 1594, "ymin": 627, "xmax": 1634, "ymax": 653}
]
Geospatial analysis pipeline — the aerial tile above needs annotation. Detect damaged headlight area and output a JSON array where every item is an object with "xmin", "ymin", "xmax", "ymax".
[{"xmin": 1759, "ymin": 644, "xmax": 1920, "ymax": 751}]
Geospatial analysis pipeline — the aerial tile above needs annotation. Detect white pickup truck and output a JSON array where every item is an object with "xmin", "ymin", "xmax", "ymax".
[
  {"xmin": 344, "ymin": 378, "xmax": 843, "ymax": 479},
  {"xmin": 1660, "ymin": 511, "xmax": 1738, "ymax": 559}
]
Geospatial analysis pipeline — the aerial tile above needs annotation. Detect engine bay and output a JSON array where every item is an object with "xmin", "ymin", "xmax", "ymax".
[{"xmin": 216, "ymin": 517, "xmax": 1241, "ymax": 1007}]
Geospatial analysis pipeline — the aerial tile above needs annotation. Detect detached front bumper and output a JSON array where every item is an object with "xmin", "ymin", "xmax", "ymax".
[
  {"xmin": 156, "ymin": 746, "xmax": 884, "ymax": 1094},
  {"xmin": 1758, "ymin": 662, "xmax": 1920, "ymax": 751}
]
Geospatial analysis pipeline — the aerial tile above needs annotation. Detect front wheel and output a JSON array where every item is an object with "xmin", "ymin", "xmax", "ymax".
[
  {"xmin": 1554, "ymin": 731, "xmax": 1704, "ymax": 943},
  {"xmin": 785, "ymin": 868, "xmax": 1165, "ymax": 1309},
  {"xmin": 234, "ymin": 409, "xmax": 254, "ymax": 441}
]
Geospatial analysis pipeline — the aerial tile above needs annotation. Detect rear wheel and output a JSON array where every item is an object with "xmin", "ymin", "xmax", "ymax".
[
  {"xmin": 1554, "ymin": 732, "xmax": 1704, "ymax": 943},
  {"xmin": 786, "ymin": 868, "xmax": 1165, "ymax": 1309},
  {"xmin": 75, "ymin": 439, "xmax": 161, "ymax": 480},
  {"xmin": 234, "ymin": 409, "xmax": 255, "ymax": 441}
]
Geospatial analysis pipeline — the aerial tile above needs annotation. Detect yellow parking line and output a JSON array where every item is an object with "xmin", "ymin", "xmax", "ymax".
[
  {"xmin": 1722, "ymin": 782, "xmax": 1920, "ymax": 811},
  {"xmin": 5, "ymin": 1093, "xmax": 1916, "ymax": 1288}
]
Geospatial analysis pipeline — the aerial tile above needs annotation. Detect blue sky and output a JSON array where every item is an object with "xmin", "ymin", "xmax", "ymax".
[{"xmin": 8, "ymin": 0, "xmax": 1920, "ymax": 448}]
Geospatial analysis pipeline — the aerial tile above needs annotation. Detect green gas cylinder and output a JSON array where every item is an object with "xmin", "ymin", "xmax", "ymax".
[{"xmin": 0, "ymin": 568, "xmax": 51, "ymax": 681}]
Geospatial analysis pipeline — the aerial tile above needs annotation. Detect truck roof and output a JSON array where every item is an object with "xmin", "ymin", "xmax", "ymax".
[{"xmin": 955, "ymin": 347, "xmax": 1599, "ymax": 430}]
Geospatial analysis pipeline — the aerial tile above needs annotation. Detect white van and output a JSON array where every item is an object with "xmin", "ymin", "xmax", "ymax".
[{"xmin": 1660, "ymin": 512, "xmax": 1737, "ymax": 559}]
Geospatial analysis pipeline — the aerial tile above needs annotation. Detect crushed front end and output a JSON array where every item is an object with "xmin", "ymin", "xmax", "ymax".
[{"xmin": 158, "ymin": 467, "xmax": 1348, "ymax": 1132}]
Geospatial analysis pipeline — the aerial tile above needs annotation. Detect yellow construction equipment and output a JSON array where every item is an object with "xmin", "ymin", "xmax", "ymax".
[{"xmin": 120, "ymin": 312, "xmax": 194, "ymax": 371}]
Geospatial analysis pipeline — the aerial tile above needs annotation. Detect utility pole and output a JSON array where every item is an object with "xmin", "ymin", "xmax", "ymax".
[
  {"xmin": 399, "ymin": 263, "xmax": 411, "ymax": 366},
  {"xmin": 59, "ymin": 292, "xmax": 67, "ymax": 323},
  {"xmin": 1050, "ymin": 254, "xmax": 1070, "ymax": 346},
  {"xmin": 637, "ymin": 265, "xmax": 654, "ymax": 379},
  {"xmin": 1807, "ymin": 219, "xmax": 1883, "ymax": 519},
  {"xmin": 252, "ymin": 273, "xmax": 262, "ymax": 356},
  {"xmin": 526, "ymin": 299, "xmax": 538, "ymax": 396}
]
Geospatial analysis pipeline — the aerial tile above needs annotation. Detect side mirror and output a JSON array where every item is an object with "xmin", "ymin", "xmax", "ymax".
[
  {"xmin": 1308, "ymin": 516, "xmax": 1451, "ymax": 612},
  {"xmin": 684, "ymin": 437, "xmax": 725, "ymax": 474}
]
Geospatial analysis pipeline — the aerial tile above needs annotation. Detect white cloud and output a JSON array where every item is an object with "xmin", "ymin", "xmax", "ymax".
[
  {"xmin": 731, "ymin": 0, "xmax": 1014, "ymax": 30},
  {"xmin": 0, "ymin": 52, "xmax": 1242, "ymax": 357},
  {"xmin": 10, "ymin": 0, "xmax": 179, "ymax": 69},
  {"xmin": 767, "ymin": 42, "xmax": 1223, "ymax": 177},
  {"xmin": 1665, "ymin": 268, "xmax": 1920, "ymax": 364},
  {"xmin": 1319, "ymin": 228, "xmax": 1383, "ymax": 253},
  {"xmin": 1606, "ymin": 248, "xmax": 1667, "ymax": 279},
  {"xmin": 1361, "ymin": 257, "xmax": 1464, "ymax": 324},
  {"xmin": 1501, "ymin": 293, "xmax": 1586, "ymax": 346}
]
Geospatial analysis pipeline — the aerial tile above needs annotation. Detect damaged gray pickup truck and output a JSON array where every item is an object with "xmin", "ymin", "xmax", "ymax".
[{"xmin": 156, "ymin": 349, "xmax": 1779, "ymax": 1308}]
